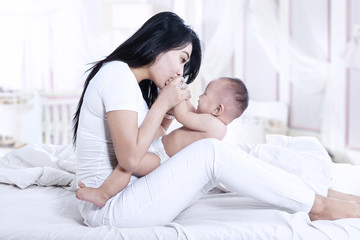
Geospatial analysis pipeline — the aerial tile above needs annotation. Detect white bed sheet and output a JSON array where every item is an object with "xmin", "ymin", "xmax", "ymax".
[
  {"xmin": 1, "ymin": 144, "xmax": 360, "ymax": 240},
  {"xmin": 1, "ymin": 181, "xmax": 360, "ymax": 240}
]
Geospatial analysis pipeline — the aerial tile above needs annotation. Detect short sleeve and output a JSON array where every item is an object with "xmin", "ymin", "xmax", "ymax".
[{"xmin": 99, "ymin": 62, "xmax": 141, "ymax": 113}]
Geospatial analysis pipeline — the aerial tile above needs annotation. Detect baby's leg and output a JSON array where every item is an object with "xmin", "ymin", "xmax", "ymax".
[
  {"xmin": 76, "ymin": 153, "xmax": 159, "ymax": 207},
  {"xmin": 132, "ymin": 152, "xmax": 160, "ymax": 177},
  {"xmin": 76, "ymin": 182, "xmax": 110, "ymax": 207},
  {"xmin": 77, "ymin": 165, "xmax": 132, "ymax": 207}
]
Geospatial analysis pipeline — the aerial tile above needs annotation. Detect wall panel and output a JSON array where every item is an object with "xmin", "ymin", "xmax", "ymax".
[
  {"xmin": 289, "ymin": 0, "xmax": 329, "ymax": 131},
  {"xmin": 243, "ymin": 7, "xmax": 278, "ymax": 101},
  {"xmin": 346, "ymin": 0, "xmax": 360, "ymax": 149}
]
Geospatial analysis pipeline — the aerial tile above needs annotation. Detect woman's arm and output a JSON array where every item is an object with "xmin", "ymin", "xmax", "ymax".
[
  {"xmin": 157, "ymin": 116, "xmax": 173, "ymax": 138},
  {"xmin": 108, "ymin": 77, "xmax": 189, "ymax": 172},
  {"xmin": 107, "ymin": 109, "xmax": 162, "ymax": 172}
]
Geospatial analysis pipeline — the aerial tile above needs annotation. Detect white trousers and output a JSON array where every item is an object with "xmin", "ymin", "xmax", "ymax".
[{"xmin": 81, "ymin": 139, "xmax": 315, "ymax": 228}]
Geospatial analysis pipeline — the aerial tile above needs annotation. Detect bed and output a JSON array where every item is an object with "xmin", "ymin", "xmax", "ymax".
[{"xmin": 1, "ymin": 142, "xmax": 360, "ymax": 240}]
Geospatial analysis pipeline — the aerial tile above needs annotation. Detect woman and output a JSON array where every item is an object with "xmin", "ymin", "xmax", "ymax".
[{"xmin": 73, "ymin": 11, "xmax": 360, "ymax": 228}]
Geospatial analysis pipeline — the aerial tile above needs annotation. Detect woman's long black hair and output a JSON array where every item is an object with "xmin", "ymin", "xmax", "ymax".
[{"xmin": 72, "ymin": 11, "xmax": 202, "ymax": 146}]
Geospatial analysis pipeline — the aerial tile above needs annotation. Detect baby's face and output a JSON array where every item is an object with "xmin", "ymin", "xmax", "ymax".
[{"xmin": 196, "ymin": 79, "xmax": 224, "ymax": 114}]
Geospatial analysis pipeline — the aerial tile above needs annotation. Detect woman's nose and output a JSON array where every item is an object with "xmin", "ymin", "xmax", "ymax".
[{"xmin": 176, "ymin": 66, "xmax": 184, "ymax": 76}]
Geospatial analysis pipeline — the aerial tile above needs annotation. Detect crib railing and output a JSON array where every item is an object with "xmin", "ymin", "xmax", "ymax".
[{"xmin": 40, "ymin": 92, "xmax": 80, "ymax": 145}]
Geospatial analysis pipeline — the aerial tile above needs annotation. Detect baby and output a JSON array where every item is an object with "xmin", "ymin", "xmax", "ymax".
[{"xmin": 76, "ymin": 77, "xmax": 249, "ymax": 207}]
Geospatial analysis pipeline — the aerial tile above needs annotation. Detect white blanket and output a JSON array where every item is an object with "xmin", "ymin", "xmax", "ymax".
[
  {"xmin": 0, "ymin": 144, "xmax": 76, "ymax": 190},
  {"xmin": 249, "ymin": 135, "xmax": 332, "ymax": 195}
]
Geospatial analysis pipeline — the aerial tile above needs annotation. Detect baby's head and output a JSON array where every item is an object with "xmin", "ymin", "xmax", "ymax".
[{"xmin": 197, "ymin": 77, "xmax": 249, "ymax": 125}]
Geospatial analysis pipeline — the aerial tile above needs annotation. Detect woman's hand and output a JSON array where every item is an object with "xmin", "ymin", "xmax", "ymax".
[{"xmin": 157, "ymin": 76, "xmax": 191, "ymax": 112}]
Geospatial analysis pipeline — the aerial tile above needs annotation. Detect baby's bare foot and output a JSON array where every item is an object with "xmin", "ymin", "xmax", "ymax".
[{"xmin": 76, "ymin": 182, "xmax": 108, "ymax": 207}]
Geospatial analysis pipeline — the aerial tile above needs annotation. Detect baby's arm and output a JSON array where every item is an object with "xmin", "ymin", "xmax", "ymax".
[
  {"xmin": 173, "ymin": 101, "xmax": 226, "ymax": 139},
  {"xmin": 76, "ymin": 153, "xmax": 160, "ymax": 207}
]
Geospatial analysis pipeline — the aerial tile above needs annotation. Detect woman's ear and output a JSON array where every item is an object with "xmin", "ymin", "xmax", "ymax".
[{"xmin": 212, "ymin": 104, "xmax": 224, "ymax": 116}]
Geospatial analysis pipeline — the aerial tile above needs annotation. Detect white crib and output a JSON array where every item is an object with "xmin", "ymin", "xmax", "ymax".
[
  {"xmin": 40, "ymin": 92, "xmax": 80, "ymax": 145},
  {"xmin": 0, "ymin": 90, "xmax": 35, "ymax": 148}
]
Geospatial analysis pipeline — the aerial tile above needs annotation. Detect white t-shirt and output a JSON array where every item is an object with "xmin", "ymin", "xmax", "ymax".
[{"xmin": 75, "ymin": 61, "xmax": 149, "ymax": 188}]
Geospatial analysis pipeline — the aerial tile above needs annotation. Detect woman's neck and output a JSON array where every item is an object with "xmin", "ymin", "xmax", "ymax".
[{"xmin": 129, "ymin": 66, "xmax": 149, "ymax": 83}]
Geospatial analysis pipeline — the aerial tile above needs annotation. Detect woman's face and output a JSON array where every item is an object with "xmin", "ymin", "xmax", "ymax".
[{"xmin": 149, "ymin": 43, "xmax": 193, "ymax": 89}]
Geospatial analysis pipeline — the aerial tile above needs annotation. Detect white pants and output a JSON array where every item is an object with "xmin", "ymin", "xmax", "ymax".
[{"xmin": 81, "ymin": 139, "xmax": 315, "ymax": 228}]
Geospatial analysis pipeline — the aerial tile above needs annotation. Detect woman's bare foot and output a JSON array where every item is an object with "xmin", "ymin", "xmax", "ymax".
[
  {"xmin": 309, "ymin": 194, "xmax": 360, "ymax": 221},
  {"xmin": 75, "ymin": 182, "xmax": 109, "ymax": 207},
  {"xmin": 327, "ymin": 189, "xmax": 360, "ymax": 205}
]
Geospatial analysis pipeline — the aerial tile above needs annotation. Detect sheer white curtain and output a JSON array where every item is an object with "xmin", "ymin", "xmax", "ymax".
[
  {"xmin": 248, "ymin": 0, "xmax": 330, "ymax": 94},
  {"xmin": 199, "ymin": 0, "xmax": 244, "ymax": 85},
  {"xmin": 245, "ymin": 0, "xmax": 336, "ymax": 145},
  {"xmin": 197, "ymin": 0, "xmax": 348, "ymax": 150},
  {"xmin": 0, "ymin": 0, "xmax": 97, "ymax": 91},
  {"xmin": 198, "ymin": 0, "xmax": 330, "ymax": 94},
  {"xmin": 248, "ymin": 0, "xmax": 348, "ymax": 150}
]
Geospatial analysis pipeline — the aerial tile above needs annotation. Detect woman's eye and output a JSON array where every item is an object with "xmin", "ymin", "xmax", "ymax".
[{"xmin": 181, "ymin": 58, "xmax": 186, "ymax": 63}]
